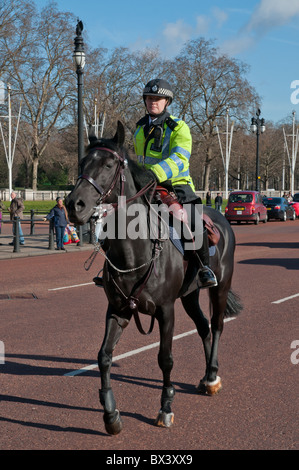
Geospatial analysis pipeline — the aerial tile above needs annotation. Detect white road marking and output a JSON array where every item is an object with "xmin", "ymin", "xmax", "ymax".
[
  {"xmin": 48, "ymin": 282, "xmax": 94, "ymax": 291},
  {"xmin": 64, "ymin": 317, "xmax": 236, "ymax": 377},
  {"xmin": 271, "ymin": 293, "xmax": 299, "ymax": 304}
]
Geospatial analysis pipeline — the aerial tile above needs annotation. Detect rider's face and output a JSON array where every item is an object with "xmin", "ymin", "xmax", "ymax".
[{"xmin": 145, "ymin": 96, "xmax": 168, "ymax": 116}]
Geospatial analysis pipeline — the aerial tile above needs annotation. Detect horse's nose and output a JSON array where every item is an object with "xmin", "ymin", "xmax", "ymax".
[{"xmin": 65, "ymin": 195, "xmax": 86, "ymax": 223}]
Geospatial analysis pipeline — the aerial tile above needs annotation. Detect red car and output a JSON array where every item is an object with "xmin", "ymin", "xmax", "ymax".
[
  {"xmin": 225, "ymin": 191, "xmax": 268, "ymax": 225},
  {"xmin": 289, "ymin": 201, "xmax": 299, "ymax": 218}
]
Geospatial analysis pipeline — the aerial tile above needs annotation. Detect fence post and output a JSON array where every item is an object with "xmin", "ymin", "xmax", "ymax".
[
  {"xmin": 77, "ymin": 225, "xmax": 83, "ymax": 247},
  {"xmin": 48, "ymin": 219, "xmax": 54, "ymax": 250},
  {"xmin": 30, "ymin": 209, "xmax": 35, "ymax": 235},
  {"xmin": 13, "ymin": 216, "xmax": 20, "ymax": 253}
]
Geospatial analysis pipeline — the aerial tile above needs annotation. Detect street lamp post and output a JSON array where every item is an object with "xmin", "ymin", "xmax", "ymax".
[
  {"xmin": 251, "ymin": 109, "xmax": 265, "ymax": 192},
  {"xmin": 73, "ymin": 20, "xmax": 85, "ymax": 170},
  {"xmin": 73, "ymin": 20, "xmax": 85, "ymax": 246}
]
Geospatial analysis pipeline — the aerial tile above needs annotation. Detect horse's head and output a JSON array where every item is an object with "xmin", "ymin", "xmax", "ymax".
[{"xmin": 66, "ymin": 121, "xmax": 127, "ymax": 225}]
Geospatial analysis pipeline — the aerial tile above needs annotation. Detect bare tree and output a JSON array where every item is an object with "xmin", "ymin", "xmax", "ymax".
[
  {"xmin": 1, "ymin": 1, "xmax": 77, "ymax": 190},
  {"xmin": 83, "ymin": 46, "xmax": 165, "ymax": 152},
  {"xmin": 170, "ymin": 38, "xmax": 260, "ymax": 190}
]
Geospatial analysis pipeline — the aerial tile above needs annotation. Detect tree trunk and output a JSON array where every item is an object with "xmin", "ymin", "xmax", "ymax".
[
  {"xmin": 203, "ymin": 146, "xmax": 213, "ymax": 191},
  {"xmin": 31, "ymin": 138, "xmax": 39, "ymax": 191}
]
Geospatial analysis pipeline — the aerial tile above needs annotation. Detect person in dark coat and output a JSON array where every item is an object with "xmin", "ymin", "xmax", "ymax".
[
  {"xmin": 215, "ymin": 192, "xmax": 223, "ymax": 212},
  {"xmin": 44, "ymin": 197, "xmax": 69, "ymax": 250},
  {"xmin": 9, "ymin": 191, "xmax": 25, "ymax": 245},
  {"xmin": 205, "ymin": 191, "xmax": 212, "ymax": 207}
]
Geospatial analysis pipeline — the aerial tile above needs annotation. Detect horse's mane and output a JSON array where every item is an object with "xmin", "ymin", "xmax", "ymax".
[{"xmin": 86, "ymin": 137, "xmax": 154, "ymax": 191}]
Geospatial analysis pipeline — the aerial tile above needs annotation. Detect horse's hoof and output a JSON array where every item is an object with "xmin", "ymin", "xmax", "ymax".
[
  {"xmin": 155, "ymin": 410, "xmax": 174, "ymax": 428},
  {"xmin": 197, "ymin": 376, "xmax": 222, "ymax": 395},
  {"xmin": 196, "ymin": 379, "xmax": 208, "ymax": 394},
  {"xmin": 104, "ymin": 409, "xmax": 123, "ymax": 435},
  {"xmin": 206, "ymin": 376, "xmax": 222, "ymax": 396}
]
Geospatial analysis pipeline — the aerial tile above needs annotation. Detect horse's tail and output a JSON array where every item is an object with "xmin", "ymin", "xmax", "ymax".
[{"xmin": 224, "ymin": 289, "xmax": 243, "ymax": 318}]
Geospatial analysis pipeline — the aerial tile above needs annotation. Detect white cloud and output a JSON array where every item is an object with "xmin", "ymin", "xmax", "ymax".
[
  {"xmin": 195, "ymin": 15, "xmax": 210, "ymax": 35},
  {"xmin": 163, "ymin": 19, "xmax": 193, "ymax": 44},
  {"xmin": 162, "ymin": 9, "xmax": 226, "ymax": 55},
  {"xmin": 212, "ymin": 7, "xmax": 228, "ymax": 27},
  {"xmin": 246, "ymin": 0, "xmax": 299, "ymax": 33},
  {"xmin": 221, "ymin": 0, "xmax": 299, "ymax": 55}
]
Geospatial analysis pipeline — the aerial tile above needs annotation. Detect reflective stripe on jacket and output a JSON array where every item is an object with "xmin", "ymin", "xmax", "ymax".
[{"xmin": 133, "ymin": 115, "xmax": 195, "ymax": 190}]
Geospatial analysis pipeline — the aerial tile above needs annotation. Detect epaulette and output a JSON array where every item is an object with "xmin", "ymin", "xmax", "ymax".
[{"xmin": 165, "ymin": 116, "xmax": 179, "ymax": 131}]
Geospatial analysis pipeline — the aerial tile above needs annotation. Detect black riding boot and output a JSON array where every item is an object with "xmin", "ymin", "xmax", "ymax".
[{"xmin": 196, "ymin": 229, "xmax": 217, "ymax": 288}]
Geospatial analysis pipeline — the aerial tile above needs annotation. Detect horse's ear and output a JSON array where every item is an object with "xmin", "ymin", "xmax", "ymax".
[
  {"xmin": 88, "ymin": 125, "xmax": 97, "ymax": 144},
  {"xmin": 112, "ymin": 121, "xmax": 125, "ymax": 146}
]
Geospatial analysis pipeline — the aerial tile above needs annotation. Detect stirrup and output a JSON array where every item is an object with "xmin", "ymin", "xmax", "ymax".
[{"xmin": 198, "ymin": 266, "xmax": 218, "ymax": 288}]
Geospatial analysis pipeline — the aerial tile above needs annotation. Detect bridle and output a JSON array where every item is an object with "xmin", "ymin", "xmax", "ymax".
[
  {"xmin": 78, "ymin": 146, "xmax": 157, "ymax": 208},
  {"xmin": 79, "ymin": 146, "xmax": 157, "ymax": 206},
  {"xmin": 78, "ymin": 146, "xmax": 127, "ymax": 204}
]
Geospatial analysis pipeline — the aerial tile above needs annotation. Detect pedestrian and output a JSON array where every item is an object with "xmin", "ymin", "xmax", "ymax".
[
  {"xmin": 9, "ymin": 191, "xmax": 25, "ymax": 245},
  {"xmin": 44, "ymin": 197, "xmax": 69, "ymax": 250},
  {"xmin": 205, "ymin": 191, "xmax": 212, "ymax": 207},
  {"xmin": 215, "ymin": 192, "xmax": 223, "ymax": 212}
]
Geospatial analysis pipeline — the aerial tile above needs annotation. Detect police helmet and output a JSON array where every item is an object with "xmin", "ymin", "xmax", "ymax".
[{"xmin": 143, "ymin": 79, "xmax": 173, "ymax": 104}]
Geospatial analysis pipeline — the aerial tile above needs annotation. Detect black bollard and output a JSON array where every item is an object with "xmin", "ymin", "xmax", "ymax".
[
  {"xmin": 30, "ymin": 209, "xmax": 35, "ymax": 235},
  {"xmin": 48, "ymin": 219, "xmax": 54, "ymax": 250},
  {"xmin": 13, "ymin": 216, "xmax": 20, "ymax": 253}
]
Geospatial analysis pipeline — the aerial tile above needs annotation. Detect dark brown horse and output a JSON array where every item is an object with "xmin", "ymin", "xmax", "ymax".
[{"xmin": 66, "ymin": 121, "xmax": 242, "ymax": 435}]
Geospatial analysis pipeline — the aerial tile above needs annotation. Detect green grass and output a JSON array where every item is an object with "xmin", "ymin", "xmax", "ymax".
[
  {"xmin": 1, "ymin": 200, "xmax": 56, "ymax": 214},
  {"xmin": 23, "ymin": 201, "xmax": 56, "ymax": 212}
]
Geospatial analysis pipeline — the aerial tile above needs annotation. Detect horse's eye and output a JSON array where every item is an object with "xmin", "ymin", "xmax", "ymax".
[{"xmin": 105, "ymin": 162, "xmax": 113, "ymax": 169}]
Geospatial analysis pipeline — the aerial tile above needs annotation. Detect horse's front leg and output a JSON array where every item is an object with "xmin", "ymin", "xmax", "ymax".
[
  {"xmin": 98, "ymin": 304, "xmax": 131, "ymax": 435},
  {"xmin": 154, "ymin": 304, "xmax": 176, "ymax": 428}
]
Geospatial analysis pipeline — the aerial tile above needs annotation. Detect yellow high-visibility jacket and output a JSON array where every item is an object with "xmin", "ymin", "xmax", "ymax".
[{"xmin": 133, "ymin": 115, "xmax": 195, "ymax": 191}]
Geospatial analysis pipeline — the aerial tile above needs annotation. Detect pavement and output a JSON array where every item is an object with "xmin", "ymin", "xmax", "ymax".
[{"xmin": 0, "ymin": 219, "xmax": 94, "ymax": 260}]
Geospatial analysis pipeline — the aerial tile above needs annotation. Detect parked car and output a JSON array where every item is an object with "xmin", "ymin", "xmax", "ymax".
[
  {"xmin": 225, "ymin": 191, "xmax": 268, "ymax": 224},
  {"xmin": 263, "ymin": 197, "xmax": 296, "ymax": 221},
  {"xmin": 289, "ymin": 200, "xmax": 299, "ymax": 218}
]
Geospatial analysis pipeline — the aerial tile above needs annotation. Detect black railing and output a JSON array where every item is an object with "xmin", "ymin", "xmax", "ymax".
[{"xmin": 0, "ymin": 210, "xmax": 93, "ymax": 253}]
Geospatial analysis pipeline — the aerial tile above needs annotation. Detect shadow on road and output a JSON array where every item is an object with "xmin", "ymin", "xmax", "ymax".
[
  {"xmin": 237, "ymin": 241, "xmax": 299, "ymax": 249},
  {"xmin": 238, "ymin": 258, "xmax": 299, "ymax": 270}
]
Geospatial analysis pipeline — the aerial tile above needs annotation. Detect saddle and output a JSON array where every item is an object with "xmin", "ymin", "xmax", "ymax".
[{"xmin": 155, "ymin": 187, "xmax": 220, "ymax": 248}]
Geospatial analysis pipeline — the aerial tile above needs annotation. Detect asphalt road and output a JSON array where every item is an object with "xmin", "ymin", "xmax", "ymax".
[{"xmin": 0, "ymin": 218, "xmax": 298, "ymax": 452}]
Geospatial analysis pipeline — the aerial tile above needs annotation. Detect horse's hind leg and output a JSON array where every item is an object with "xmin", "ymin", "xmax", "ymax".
[
  {"xmin": 98, "ymin": 304, "xmax": 130, "ymax": 435},
  {"xmin": 202, "ymin": 285, "xmax": 231, "ymax": 395},
  {"xmin": 154, "ymin": 304, "xmax": 176, "ymax": 428},
  {"xmin": 181, "ymin": 288, "xmax": 212, "ymax": 389}
]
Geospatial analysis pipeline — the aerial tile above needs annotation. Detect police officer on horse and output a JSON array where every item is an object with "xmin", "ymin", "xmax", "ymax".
[{"xmin": 133, "ymin": 78, "xmax": 217, "ymax": 288}]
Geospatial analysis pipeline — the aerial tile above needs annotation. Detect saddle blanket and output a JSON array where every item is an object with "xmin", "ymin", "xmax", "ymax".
[{"xmin": 168, "ymin": 225, "xmax": 216, "ymax": 257}]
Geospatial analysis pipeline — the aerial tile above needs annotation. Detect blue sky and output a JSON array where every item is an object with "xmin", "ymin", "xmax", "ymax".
[{"xmin": 35, "ymin": 0, "xmax": 299, "ymax": 124}]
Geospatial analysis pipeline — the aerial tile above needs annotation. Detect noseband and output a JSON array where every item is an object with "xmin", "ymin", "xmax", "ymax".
[{"xmin": 78, "ymin": 146, "xmax": 127, "ymax": 204}]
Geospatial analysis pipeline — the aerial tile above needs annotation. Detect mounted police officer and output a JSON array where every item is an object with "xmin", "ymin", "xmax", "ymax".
[{"xmin": 133, "ymin": 78, "xmax": 217, "ymax": 288}]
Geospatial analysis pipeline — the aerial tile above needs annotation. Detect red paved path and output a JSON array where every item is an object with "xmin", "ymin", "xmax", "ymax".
[{"xmin": 0, "ymin": 219, "xmax": 298, "ymax": 451}]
